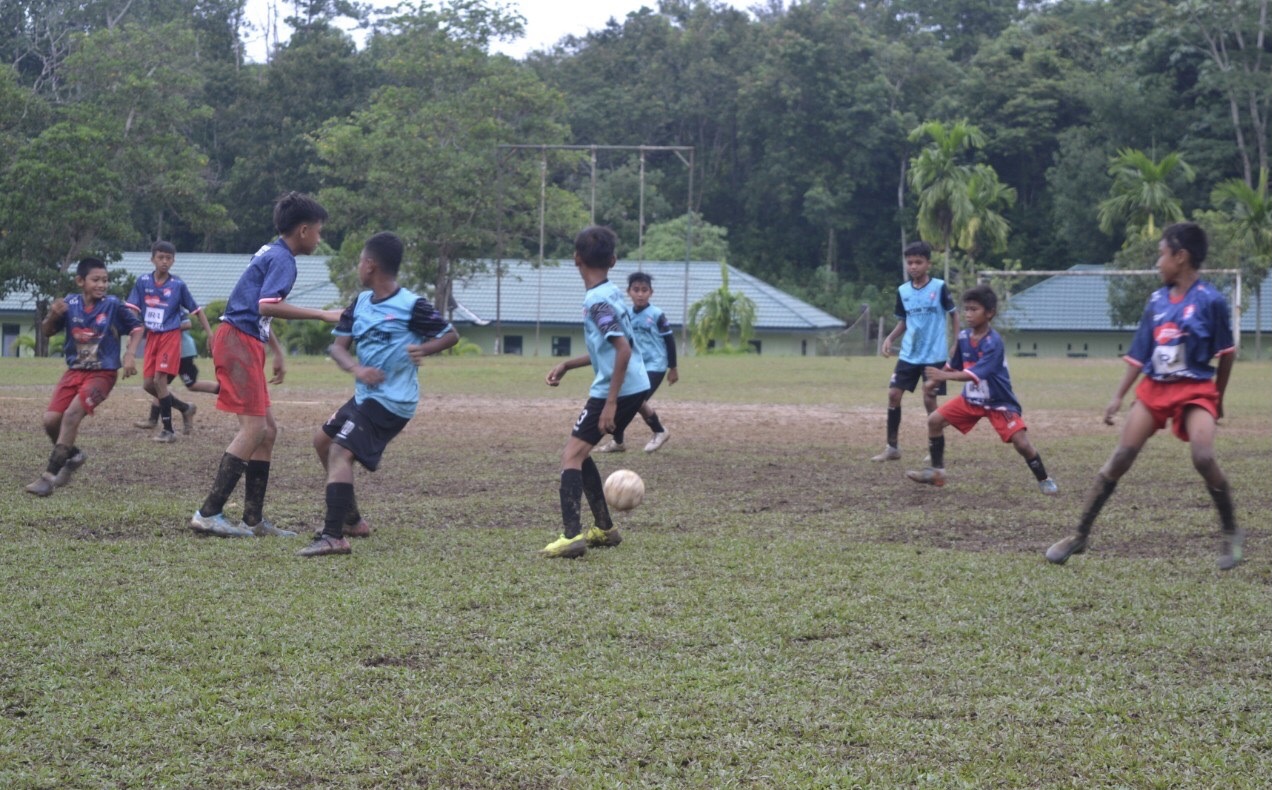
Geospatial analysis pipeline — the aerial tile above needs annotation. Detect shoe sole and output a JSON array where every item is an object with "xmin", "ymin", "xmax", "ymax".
[
  {"xmin": 540, "ymin": 543, "xmax": 587, "ymax": 558},
  {"xmin": 1045, "ymin": 539, "xmax": 1087, "ymax": 565}
]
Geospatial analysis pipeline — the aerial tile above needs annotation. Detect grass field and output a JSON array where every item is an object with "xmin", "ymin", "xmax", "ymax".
[{"xmin": 0, "ymin": 354, "xmax": 1268, "ymax": 788}]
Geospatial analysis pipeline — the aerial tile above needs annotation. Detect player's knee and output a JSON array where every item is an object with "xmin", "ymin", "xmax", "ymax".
[
  {"xmin": 887, "ymin": 389, "xmax": 903, "ymax": 408},
  {"xmin": 1191, "ymin": 446, "xmax": 1218, "ymax": 477}
]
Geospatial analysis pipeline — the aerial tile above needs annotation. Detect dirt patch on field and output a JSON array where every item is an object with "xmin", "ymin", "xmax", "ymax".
[{"xmin": 0, "ymin": 383, "xmax": 1266, "ymax": 563}]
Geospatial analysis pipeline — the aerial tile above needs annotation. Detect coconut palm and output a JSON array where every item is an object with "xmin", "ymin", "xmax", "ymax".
[
  {"xmin": 687, "ymin": 263, "xmax": 757, "ymax": 354},
  {"xmin": 908, "ymin": 120, "xmax": 985, "ymax": 282},
  {"xmin": 957, "ymin": 164, "xmax": 1018, "ymax": 264},
  {"xmin": 1097, "ymin": 148, "xmax": 1195, "ymax": 242},
  {"xmin": 1212, "ymin": 168, "xmax": 1272, "ymax": 356}
]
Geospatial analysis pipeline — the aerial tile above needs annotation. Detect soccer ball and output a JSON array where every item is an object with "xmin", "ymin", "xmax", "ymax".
[{"xmin": 603, "ymin": 469, "xmax": 645, "ymax": 511}]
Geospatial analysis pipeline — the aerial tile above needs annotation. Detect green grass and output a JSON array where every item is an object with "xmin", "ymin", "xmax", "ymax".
[{"xmin": 0, "ymin": 354, "xmax": 1268, "ymax": 787}]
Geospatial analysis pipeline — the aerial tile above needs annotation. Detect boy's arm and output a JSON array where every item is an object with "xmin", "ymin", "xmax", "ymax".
[
  {"xmin": 1214, "ymin": 352, "xmax": 1234, "ymax": 420},
  {"xmin": 267, "ymin": 331, "xmax": 286, "ymax": 384},
  {"xmin": 194, "ymin": 308, "xmax": 214, "ymax": 343},
  {"xmin": 121, "ymin": 327, "xmax": 144, "ymax": 378},
  {"xmin": 328, "ymin": 335, "xmax": 385, "ymax": 386},
  {"xmin": 663, "ymin": 333, "xmax": 679, "ymax": 384},
  {"xmin": 41, "ymin": 298, "xmax": 68, "ymax": 337},
  {"xmin": 259, "ymin": 301, "xmax": 343, "ymax": 323},
  {"xmin": 407, "ymin": 327, "xmax": 459, "ymax": 364},
  {"xmin": 1102, "ymin": 362, "xmax": 1143, "ymax": 425},
  {"xmin": 545, "ymin": 353, "xmax": 593, "ymax": 386},
  {"xmin": 882, "ymin": 318, "xmax": 905, "ymax": 357},
  {"xmin": 600, "ymin": 336, "xmax": 633, "ymax": 433}
]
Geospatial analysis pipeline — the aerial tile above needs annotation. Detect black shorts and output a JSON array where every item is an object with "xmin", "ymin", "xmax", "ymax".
[
  {"xmin": 178, "ymin": 356, "xmax": 199, "ymax": 387},
  {"xmin": 645, "ymin": 370, "xmax": 666, "ymax": 399},
  {"xmin": 321, "ymin": 397, "xmax": 410, "ymax": 471},
  {"xmin": 571, "ymin": 391, "xmax": 650, "ymax": 445},
  {"xmin": 890, "ymin": 360, "xmax": 947, "ymax": 396}
]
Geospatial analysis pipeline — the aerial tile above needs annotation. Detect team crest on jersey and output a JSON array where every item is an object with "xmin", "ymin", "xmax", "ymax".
[
  {"xmin": 163, "ymin": 288, "xmax": 172, "ymax": 298},
  {"xmin": 1153, "ymin": 322, "xmax": 1183, "ymax": 343},
  {"xmin": 96, "ymin": 313, "xmax": 108, "ymax": 325},
  {"xmin": 145, "ymin": 295, "xmax": 163, "ymax": 306},
  {"xmin": 1183, "ymin": 304, "xmax": 1195, "ymax": 320}
]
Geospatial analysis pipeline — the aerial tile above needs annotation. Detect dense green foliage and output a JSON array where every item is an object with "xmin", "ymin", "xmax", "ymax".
[{"xmin": 3, "ymin": 0, "xmax": 1271, "ymax": 327}]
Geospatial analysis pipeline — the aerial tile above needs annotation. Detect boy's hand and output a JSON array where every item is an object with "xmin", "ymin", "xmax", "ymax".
[
  {"xmin": 545, "ymin": 364, "xmax": 567, "ymax": 387},
  {"xmin": 1103, "ymin": 396, "xmax": 1122, "ymax": 425},
  {"xmin": 881, "ymin": 336, "xmax": 894, "ymax": 357},
  {"xmin": 49, "ymin": 298, "xmax": 68, "ymax": 318},
  {"xmin": 270, "ymin": 356, "xmax": 286, "ymax": 385},
  {"xmin": 122, "ymin": 358, "xmax": 137, "ymax": 378},
  {"xmin": 407, "ymin": 344, "xmax": 427, "ymax": 366},
  {"xmin": 354, "ymin": 365, "xmax": 385, "ymax": 386},
  {"xmin": 667, "ymin": 368, "xmax": 679, "ymax": 385},
  {"xmin": 599, "ymin": 400, "xmax": 617, "ymax": 433}
]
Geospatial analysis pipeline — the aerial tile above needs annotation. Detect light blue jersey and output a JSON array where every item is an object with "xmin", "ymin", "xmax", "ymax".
[
  {"xmin": 895, "ymin": 277, "xmax": 956, "ymax": 364},
  {"xmin": 333, "ymin": 287, "xmax": 453, "ymax": 419},
  {"xmin": 583, "ymin": 280, "xmax": 650, "ymax": 399},
  {"xmin": 180, "ymin": 330, "xmax": 197, "ymax": 358},
  {"xmin": 630, "ymin": 303, "xmax": 673, "ymax": 373}
]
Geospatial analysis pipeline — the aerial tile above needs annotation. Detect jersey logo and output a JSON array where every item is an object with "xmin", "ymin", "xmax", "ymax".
[
  {"xmin": 96, "ymin": 313, "xmax": 108, "ymax": 325},
  {"xmin": 1183, "ymin": 304, "xmax": 1195, "ymax": 320},
  {"xmin": 1153, "ymin": 322, "xmax": 1185, "ymax": 343}
]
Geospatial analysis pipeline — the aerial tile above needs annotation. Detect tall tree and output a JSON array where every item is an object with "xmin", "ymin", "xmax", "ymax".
[
  {"xmin": 957, "ymin": 163, "xmax": 1017, "ymax": 263},
  {"xmin": 908, "ymin": 119, "xmax": 984, "ymax": 282},
  {"xmin": 1212, "ymin": 168, "xmax": 1272, "ymax": 354},
  {"xmin": 1097, "ymin": 148, "xmax": 1195, "ymax": 243}
]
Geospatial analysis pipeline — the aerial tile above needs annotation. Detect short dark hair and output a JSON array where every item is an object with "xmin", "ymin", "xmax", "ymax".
[
  {"xmin": 962, "ymin": 284, "xmax": 998, "ymax": 314},
  {"xmin": 1161, "ymin": 222, "xmax": 1208, "ymax": 269},
  {"xmin": 903, "ymin": 240, "xmax": 932, "ymax": 260},
  {"xmin": 627, "ymin": 271, "xmax": 652, "ymax": 288},
  {"xmin": 76, "ymin": 257, "xmax": 108, "ymax": 279},
  {"xmin": 575, "ymin": 226, "xmax": 618, "ymax": 269},
  {"xmin": 151, "ymin": 240, "xmax": 176, "ymax": 256},
  {"xmin": 273, "ymin": 191, "xmax": 329, "ymax": 236},
  {"xmin": 363, "ymin": 232, "xmax": 404, "ymax": 276}
]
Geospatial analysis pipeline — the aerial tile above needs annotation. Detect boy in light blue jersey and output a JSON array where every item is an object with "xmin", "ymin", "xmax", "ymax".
[
  {"xmin": 596, "ymin": 270, "xmax": 678, "ymax": 453},
  {"xmin": 541, "ymin": 226, "xmax": 651, "ymax": 558},
  {"xmin": 299, "ymin": 232, "xmax": 457, "ymax": 557},
  {"xmin": 872, "ymin": 241, "xmax": 958, "ymax": 462}
]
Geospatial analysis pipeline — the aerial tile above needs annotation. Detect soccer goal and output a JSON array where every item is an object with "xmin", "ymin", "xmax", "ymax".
[{"xmin": 975, "ymin": 267, "xmax": 1243, "ymax": 357}]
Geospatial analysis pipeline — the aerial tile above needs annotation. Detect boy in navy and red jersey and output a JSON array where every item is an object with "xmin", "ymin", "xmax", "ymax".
[
  {"xmin": 1048, "ymin": 222, "xmax": 1242, "ymax": 569},
  {"xmin": 126, "ymin": 241, "xmax": 213, "ymax": 443},
  {"xmin": 24, "ymin": 257, "xmax": 144, "ymax": 496},
  {"xmin": 190, "ymin": 192, "xmax": 342, "ymax": 538},
  {"xmin": 540, "ymin": 226, "xmax": 651, "ymax": 558},
  {"xmin": 905, "ymin": 284, "xmax": 1058, "ymax": 494},
  {"xmin": 298, "ymin": 232, "xmax": 458, "ymax": 557}
]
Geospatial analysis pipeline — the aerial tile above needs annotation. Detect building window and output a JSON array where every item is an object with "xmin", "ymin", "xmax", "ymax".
[
  {"xmin": 551, "ymin": 336, "xmax": 571, "ymax": 357},
  {"xmin": 503, "ymin": 335, "xmax": 523, "ymax": 355},
  {"xmin": 2, "ymin": 324, "xmax": 19, "ymax": 357}
]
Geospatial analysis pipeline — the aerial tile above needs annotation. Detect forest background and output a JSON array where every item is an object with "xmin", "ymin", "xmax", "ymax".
[{"xmin": 3, "ymin": 0, "xmax": 1271, "ymax": 338}]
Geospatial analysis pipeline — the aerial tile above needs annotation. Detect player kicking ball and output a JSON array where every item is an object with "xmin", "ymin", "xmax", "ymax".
[
  {"xmin": 905, "ymin": 284, "xmax": 1058, "ymax": 495},
  {"xmin": 298, "ymin": 232, "xmax": 457, "ymax": 557},
  {"xmin": 540, "ymin": 226, "xmax": 651, "ymax": 559}
]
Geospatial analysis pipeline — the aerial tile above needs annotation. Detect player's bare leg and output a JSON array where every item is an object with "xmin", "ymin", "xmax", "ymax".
[
  {"xmin": 27, "ymin": 402, "xmax": 88, "ymax": 496},
  {"xmin": 905, "ymin": 410, "xmax": 948, "ymax": 487},
  {"xmin": 1047, "ymin": 402, "xmax": 1157, "ymax": 564},
  {"xmin": 1183, "ymin": 406, "xmax": 1242, "ymax": 569}
]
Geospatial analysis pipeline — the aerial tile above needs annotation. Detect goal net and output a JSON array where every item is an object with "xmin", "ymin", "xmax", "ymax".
[{"xmin": 973, "ymin": 266, "xmax": 1243, "ymax": 358}]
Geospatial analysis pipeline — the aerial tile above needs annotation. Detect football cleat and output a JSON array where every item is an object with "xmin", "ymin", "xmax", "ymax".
[
  {"xmin": 585, "ymin": 526, "xmax": 622, "ymax": 548},
  {"xmin": 133, "ymin": 418, "xmax": 158, "ymax": 430},
  {"xmin": 190, "ymin": 511, "xmax": 253, "ymax": 538},
  {"xmin": 297, "ymin": 535, "xmax": 352, "ymax": 557},
  {"xmin": 24, "ymin": 473, "xmax": 56, "ymax": 497},
  {"xmin": 181, "ymin": 403, "xmax": 197, "ymax": 435},
  {"xmin": 905, "ymin": 467, "xmax": 946, "ymax": 487},
  {"xmin": 345, "ymin": 518, "xmax": 373, "ymax": 538},
  {"xmin": 539, "ymin": 534, "xmax": 587, "ymax": 558},
  {"xmin": 1045, "ymin": 534, "xmax": 1088, "ymax": 565},
  {"xmin": 1218, "ymin": 528, "xmax": 1245, "ymax": 571},
  {"xmin": 244, "ymin": 519, "xmax": 297, "ymax": 537},
  {"xmin": 1039, "ymin": 478, "xmax": 1059, "ymax": 496},
  {"xmin": 871, "ymin": 445, "xmax": 901, "ymax": 462},
  {"xmin": 595, "ymin": 439, "xmax": 626, "ymax": 453},
  {"xmin": 644, "ymin": 431, "xmax": 670, "ymax": 453},
  {"xmin": 52, "ymin": 450, "xmax": 87, "ymax": 488},
  {"xmin": 153, "ymin": 430, "xmax": 177, "ymax": 444}
]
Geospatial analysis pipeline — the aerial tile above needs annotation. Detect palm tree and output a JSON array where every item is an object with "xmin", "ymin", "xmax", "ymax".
[
  {"xmin": 1212, "ymin": 168, "xmax": 1272, "ymax": 356},
  {"xmin": 957, "ymin": 164, "xmax": 1017, "ymax": 264},
  {"xmin": 1097, "ymin": 148, "xmax": 1195, "ymax": 242},
  {"xmin": 908, "ymin": 120, "xmax": 985, "ymax": 283},
  {"xmin": 687, "ymin": 264, "xmax": 757, "ymax": 355}
]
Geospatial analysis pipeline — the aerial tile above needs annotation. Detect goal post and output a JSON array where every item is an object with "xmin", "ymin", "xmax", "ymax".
[{"xmin": 971, "ymin": 268, "xmax": 1241, "ymax": 353}]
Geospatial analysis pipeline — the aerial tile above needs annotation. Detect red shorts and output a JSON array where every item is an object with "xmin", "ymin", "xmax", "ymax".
[
  {"xmin": 48, "ymin": 369, "xmax": 118, "ymax": 416},
  {"xmin": 1134, "ymin": 377, "xmax": 1219, "ymax": 442},
  {"xmin": 143, "ymin": 330, "xmax": 183, "ymax": 378},
  {"xmin": 938, "ymin": 394, "xmax": 1028, "ymax": 443},
  {"xmin": 213, "ymin": 323, "xmax": 270, "ymax": 417}
]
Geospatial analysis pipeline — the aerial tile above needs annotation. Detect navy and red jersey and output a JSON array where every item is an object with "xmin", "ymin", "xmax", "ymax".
[
  {"xmin": 126, "ymin": 273, "xmax": 201, "ymax": 333},
  {"xmin": 948, "ymin": 326, "xmax": 1023, "ymax": 413},
  {"xmin": 221, "ymin": 239, "xmax": 298, "ymax": 343},
  {"xmin": 55, "ymin": 294, "xmax": 143, "ymax": 371},
  {"xmin": 1125, "ymin": 280, "xmax": 1235, "ymax": 382}
]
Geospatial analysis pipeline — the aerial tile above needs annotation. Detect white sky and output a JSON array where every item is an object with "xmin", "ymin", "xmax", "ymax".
[{"xmin": 240, "ymin": 1, "xmax": 754, "ymax": 62}]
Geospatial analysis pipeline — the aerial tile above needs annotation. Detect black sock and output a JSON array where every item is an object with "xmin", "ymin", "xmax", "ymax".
[
  {"xmin": 928, "ymin": 435, "xmax": 945, "ymax": 469},
  {"xmin": 559, "ymin": 468, "xmax": 583, "ymax": 539},
  {"xmin": 242, "ymin": 460, "xmax": 270, "ymax": 527},
  {"xmin": 324, "ymin": 482, "xmax": 354, "ymax": 539},
  {"xmin": 201, "ymin": 453, "xmax": 247, "ymax": 517},
  {"xmin": 611, "ymin": 430, "xmax": 625, "ymax": 445},
  {"xmin": 1208, "ymin": 484, "xmax": 1238, "ymax": 534},
  {"xmin": 1077, "ymin": 474, "xmax": 1118, "ymax": 536},
  {"xmin": 46, "ymin": 443, "xmax": 72, "ymax": 475},
  {"xmin": 148, "ymin": 404, "xmax": 160, "ymax": 423},
  {"xmin": 581, "ymin": 456, "xmax": 612, "ymax": 531},
  {"xmin": 171, "ymin": 396, "xmax": 189, "ymax": 414},
  {"xmin": 1026, "ymin": 454, "xmax": 1049, "ymax": 482},
  {"xmin": 645, "ymin": 411, "xmax": 665, "ymax": 434},
  {"xmin": 159, "ymin": 395, "xmax": 175, "ymax": 432},
  {"xmin": 886, "ymin": 407, "xmax": 901, "ymax": 448},
  {"xmin": 343, "ymin": 490, "xmax": 362, "ymax": 527}
]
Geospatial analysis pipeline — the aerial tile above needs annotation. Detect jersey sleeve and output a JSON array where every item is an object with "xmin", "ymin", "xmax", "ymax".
[
  {"xmin": 947, "ymin": 338, "xmax": 964, "ymax": 371},
  {"xmin": 1123, "ymin": 300, "xmax": 1155, "ymax": 368},
  {"xmin": 1210, "ymin": 294, "xmax": 1236, "ymax": 356},
  {"xmin": 655, "ymin": 312, "xmax": 673, "ymax": 336},
  {"xmin": 964, "ymin": 335, "xmax": 1005, "ymax": 383},
  {"xmin": 663, "ymin": 333, "xmax": 677, "ymax": 369},
  {"xmin": 893, "ymin": 291, "xmax": 905, "ymax": 320},
  {"xmin": 179, "ymin": 282, "xmax": 200, "ymax": 314},
  {"xmin": 409, "ymin": 297, "xmax": 453, "ymax": 338},
  {"xmin": 588, "ymin": 301, "xmax": 623, "ymax": 339},
  {"xmin": 125, "ymin": 279, "xmax": 144, "ymax": 312},
  {"xmin": 333, "ymin": 299, "xmax": 356, "ymax": 336},
  {"xmin": 940, "ymin": 283, "xmax": 956, "ymax": 313},
  {"xmin": 114, "ymin": 298, "xmax": 143, "ymax": 335},
  {"xmin": 258, "ymin": 253, "xmax": 297, "ymax": 305}
]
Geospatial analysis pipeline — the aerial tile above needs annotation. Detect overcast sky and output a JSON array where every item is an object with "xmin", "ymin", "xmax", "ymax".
[{"xmin": 240, "ymin": 0, "xmax": 754, "ymax": 62}]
